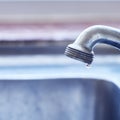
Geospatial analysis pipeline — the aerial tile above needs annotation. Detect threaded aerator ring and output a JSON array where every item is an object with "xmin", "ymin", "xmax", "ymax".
[{"xmin": 65, "ymin": 46, "xmax": 93, "ymax": 64}]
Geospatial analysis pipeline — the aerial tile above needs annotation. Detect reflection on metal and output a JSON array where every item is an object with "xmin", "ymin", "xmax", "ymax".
[{"xmin": 0, "ymin": 79, "xmax": 119, "ymax": 120}]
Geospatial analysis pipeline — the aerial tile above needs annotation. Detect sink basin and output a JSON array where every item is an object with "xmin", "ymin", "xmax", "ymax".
[
  {"xmin": 0, "ymin": 55, "xmax": 119, "ymax": 119},
  {"xmin": 0, "ymin": 78, "xmax": 119, "ymax": 120}
]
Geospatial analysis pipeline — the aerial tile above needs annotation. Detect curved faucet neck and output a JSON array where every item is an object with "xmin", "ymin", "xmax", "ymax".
[{"xmin": 74, "ymin": 25, "xmax": 120, "ymax": 51}]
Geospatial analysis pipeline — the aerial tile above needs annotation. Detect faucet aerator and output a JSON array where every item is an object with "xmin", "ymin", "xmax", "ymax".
[{"xmin": 65, "ymin": 46, "xmax": 93, "ymax": 64}]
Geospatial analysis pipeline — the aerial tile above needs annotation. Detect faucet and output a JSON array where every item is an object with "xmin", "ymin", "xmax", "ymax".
[{"xmin": 65, "ymin": 25, "xmax": 120, "ymax": 65}]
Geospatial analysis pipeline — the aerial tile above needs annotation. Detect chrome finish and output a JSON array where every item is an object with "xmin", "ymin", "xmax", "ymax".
[{"xmin": 65, "ymin": 25, "xmax": 120, "ymax": 64}]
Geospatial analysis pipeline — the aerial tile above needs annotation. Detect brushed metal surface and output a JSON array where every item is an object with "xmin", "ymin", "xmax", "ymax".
[{"xmin": 0, "ymin": 78, "xmax": 119, "ymax": 120}]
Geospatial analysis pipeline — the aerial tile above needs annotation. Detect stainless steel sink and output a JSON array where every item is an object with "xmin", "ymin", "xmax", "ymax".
[
  {"xmin": 0, "ymin": 78, "xmax": 119, "ymax": 120},
  {"xmin": 0, "ymin": 55, "xmax": 119, "ymax": 119}
]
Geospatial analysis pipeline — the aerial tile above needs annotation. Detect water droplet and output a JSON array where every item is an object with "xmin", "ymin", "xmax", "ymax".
[{"xmin": 86, "ymin": 64, "xmax": 91, "ymax": 69}]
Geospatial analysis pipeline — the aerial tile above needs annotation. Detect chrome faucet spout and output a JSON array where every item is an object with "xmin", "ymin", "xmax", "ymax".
[{"xmin": 65, "ymin": 25, "xmax": 120, "ymax": 64}]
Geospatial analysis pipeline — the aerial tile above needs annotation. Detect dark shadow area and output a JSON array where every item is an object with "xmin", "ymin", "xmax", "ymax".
[{"xmin": 0, "ymin": 41, "xmax": 119, "ymax": 55}]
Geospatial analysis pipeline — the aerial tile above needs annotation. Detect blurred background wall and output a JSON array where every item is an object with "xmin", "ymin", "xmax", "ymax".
[
  {"xmin": 0, "ymin": 0, "xmax": 119, "ymax": 24},
  {"xmin": 0, "ymin": 0, "xmax": 120, "ymax": 55}
]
